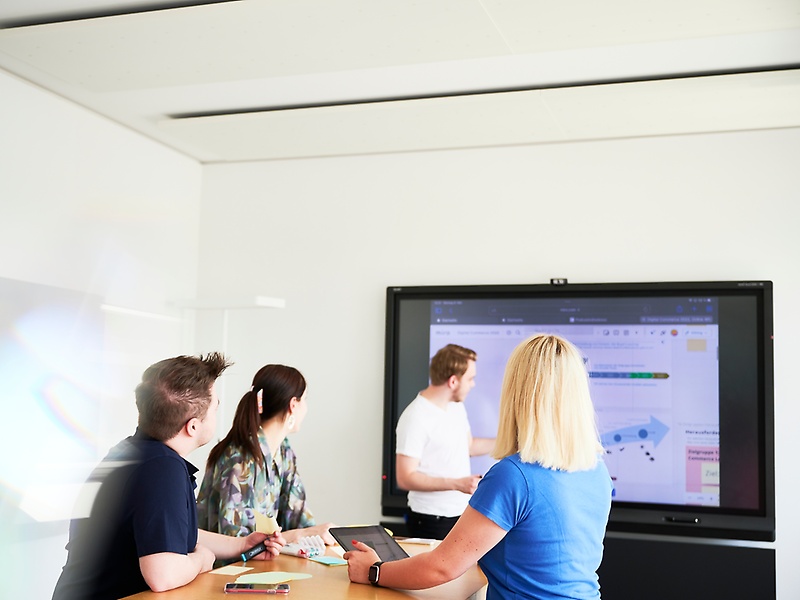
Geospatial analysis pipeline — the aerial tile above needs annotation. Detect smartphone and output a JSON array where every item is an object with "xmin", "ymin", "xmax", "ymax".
[{"xmin": 224, "ymin": 583, "xmax": 290, "ymax": 594}]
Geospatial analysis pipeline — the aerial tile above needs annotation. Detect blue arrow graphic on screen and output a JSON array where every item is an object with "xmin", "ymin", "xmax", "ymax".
[{"xmin": 601, "ymin": 416, "xmax": 669, "ymax": 448}]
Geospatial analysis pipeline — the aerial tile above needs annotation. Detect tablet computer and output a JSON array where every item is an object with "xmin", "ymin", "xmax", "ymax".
[{"xmin": 328, "ymin": 525, "xmax": 410, "ymax": 562}]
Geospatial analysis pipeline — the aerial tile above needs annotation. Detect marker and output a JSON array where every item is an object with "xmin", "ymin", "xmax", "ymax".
[{"xmin": 241, "ymin": 541, "xmax": 267, "ymax": 562}]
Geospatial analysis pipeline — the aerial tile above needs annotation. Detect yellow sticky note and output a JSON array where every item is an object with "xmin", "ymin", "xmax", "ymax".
[
  {"xmin": 211, "ymin": 565, "xmax": 252, "ymax": 575},
  {"xmin": 254, "ymin": 512, "xmax": 279, "ymax": 534},
  {"xmin": 236, "ymin": 572, "xmax": 312, "ymax": 584}
]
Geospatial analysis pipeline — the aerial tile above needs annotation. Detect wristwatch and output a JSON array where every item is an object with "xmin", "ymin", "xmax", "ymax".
[{"xmin": 368, "ymin": 561, "xmax": 385, "ymax": 586}]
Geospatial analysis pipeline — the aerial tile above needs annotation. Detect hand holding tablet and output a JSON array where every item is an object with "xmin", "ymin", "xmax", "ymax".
[{"xmin": 328, "ymin": 526, "xmax": 410, "ymax": 562}]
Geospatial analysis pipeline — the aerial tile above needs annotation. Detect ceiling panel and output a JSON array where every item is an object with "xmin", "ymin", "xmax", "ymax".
[
  {"xmin": 0, "ymin": 0, "xmax": 194, "ymax": 27},
  {"xmin": 157, "ymin": 90, "xmax": 560, "ymax": 161},
  {"xmin": 1, "ymin": 1, "xmax": 799, "ymax": 162},
  {"xmin": 544, "ymin": 70, "xmax": 800, "ymax": 138},
  {"xmin": 157, "ymin": 70, "xmax": 800, "ymax": 162},
  {"xmin": 483, "ymin": 0, "xmax": 800, "ymax": 53},
  {"xmin": 0, "ymin": 0, "xmax": 510, "ymax": 92}
]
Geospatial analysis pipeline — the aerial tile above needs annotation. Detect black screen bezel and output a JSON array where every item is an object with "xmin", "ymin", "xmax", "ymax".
[{"xmin": 381, "ymin": 281, "xmax": 774, "ymax": 541}]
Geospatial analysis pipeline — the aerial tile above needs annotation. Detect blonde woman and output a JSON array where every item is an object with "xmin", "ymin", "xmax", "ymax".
[{"xmin": 345, "ymin": 334, "xmax": 612, "ymax": 599}]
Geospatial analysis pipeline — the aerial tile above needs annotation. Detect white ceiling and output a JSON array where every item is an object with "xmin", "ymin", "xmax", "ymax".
[{"xmin": 1, "ymin": 0, "xmax": 799, "ymax": 163}]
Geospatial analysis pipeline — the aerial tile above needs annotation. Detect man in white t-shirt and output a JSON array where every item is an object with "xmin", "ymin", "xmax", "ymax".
[{"xmin": 395, "ymin": 344, "xmax": 495, "ymax": 539}]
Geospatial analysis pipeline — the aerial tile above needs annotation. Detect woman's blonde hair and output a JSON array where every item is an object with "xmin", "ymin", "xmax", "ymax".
[{"xmin": 493, "ymin": 334, "xmax": 603, "ymax": 472}]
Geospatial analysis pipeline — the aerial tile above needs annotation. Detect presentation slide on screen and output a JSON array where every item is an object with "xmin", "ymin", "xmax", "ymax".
[{"xmin": 430, "ymin": 321, "xmax": 720, "ymax": 507}]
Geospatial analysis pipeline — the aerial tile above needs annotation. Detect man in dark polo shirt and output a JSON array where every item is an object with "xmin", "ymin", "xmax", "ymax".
[{"xmin": 52, "ymin": 353, "xmax": 285, "ymax": 600}]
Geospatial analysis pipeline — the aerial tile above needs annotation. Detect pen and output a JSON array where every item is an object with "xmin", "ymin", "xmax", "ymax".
[{"xmin": 240, "ymin": 541, "xmax": 267, "ymax": 562}]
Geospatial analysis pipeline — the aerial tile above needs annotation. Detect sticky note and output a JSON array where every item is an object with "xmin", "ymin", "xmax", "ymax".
[
  {"xmin": 254, "ymin": 512, "xmax": 279, "ymax": 534},
  {"xmin": 211, "ymin": 565, "xmax": 252, "ymax": 575},
  {"xmin": 235, "ymin": 572, "xmax": 312, "ymax": 584},
  {"xmin": 309, "ymin": 556, "xmax": 347, "ymax": 566}
]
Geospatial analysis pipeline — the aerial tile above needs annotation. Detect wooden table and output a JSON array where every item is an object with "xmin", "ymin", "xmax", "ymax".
[{"xmin": 125, "ymin": 543, "xmax": 487, "ymax": 600}]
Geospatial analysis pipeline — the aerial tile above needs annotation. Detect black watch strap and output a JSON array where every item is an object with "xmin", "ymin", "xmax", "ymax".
[{"xmin": 369, "ymin": 561, "xmax": 385, "ymax": 586}]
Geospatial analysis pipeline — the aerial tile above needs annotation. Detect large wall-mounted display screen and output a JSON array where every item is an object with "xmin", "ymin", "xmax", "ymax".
[{"xmin": 382, "ymin": 281, "xmax": 774, "ymax": 541}]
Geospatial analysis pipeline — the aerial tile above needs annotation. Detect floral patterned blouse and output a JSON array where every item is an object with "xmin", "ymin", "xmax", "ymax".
[{"xmin": 196, "ymin": 428, "xmax": 315, "ymax": 536}]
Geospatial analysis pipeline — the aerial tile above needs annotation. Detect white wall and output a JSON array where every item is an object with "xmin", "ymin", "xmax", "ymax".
[
  {"xmin": 0, "ymin": 69, "xmax": 202, "ymax": 598},
  {"xmin": 199, "ymin": 128, "xmax": 800, "ymax": 598}
]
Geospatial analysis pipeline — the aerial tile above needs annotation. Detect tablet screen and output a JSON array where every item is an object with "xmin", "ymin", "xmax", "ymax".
[{"xmin": 329, "ymin": 526, "xmax": 410, "ymax": 562}]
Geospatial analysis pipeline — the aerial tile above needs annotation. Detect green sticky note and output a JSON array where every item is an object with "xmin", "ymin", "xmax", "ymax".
[{"xmin": 309, "ymin": 556, "xmax": 347, "ymax": 566}]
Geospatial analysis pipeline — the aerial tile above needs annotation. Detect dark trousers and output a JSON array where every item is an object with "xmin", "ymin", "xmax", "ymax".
[{"xmin": 405, "ymin": 509, "xmax": 460, "ymax": 540}]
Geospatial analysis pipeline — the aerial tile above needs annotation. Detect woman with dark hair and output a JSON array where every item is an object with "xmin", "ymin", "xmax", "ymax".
[{"xmin": 196, "ymin": 364, "xmax": 335, "ymax": 545}]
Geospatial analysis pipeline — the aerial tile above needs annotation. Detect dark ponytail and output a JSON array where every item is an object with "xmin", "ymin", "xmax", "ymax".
[{"xmin": 206, "ymin": 364, "xmax": 306, "ymax": 469}]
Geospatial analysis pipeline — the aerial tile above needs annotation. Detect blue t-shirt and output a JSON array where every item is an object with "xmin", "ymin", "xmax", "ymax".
[
  {"xmin": 52, "ymin": 430, "xmax": 199, "ymax": 600},
  {"xmin": 469, "ymin": 454, "xmax": 612, "ymax": 600}
]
